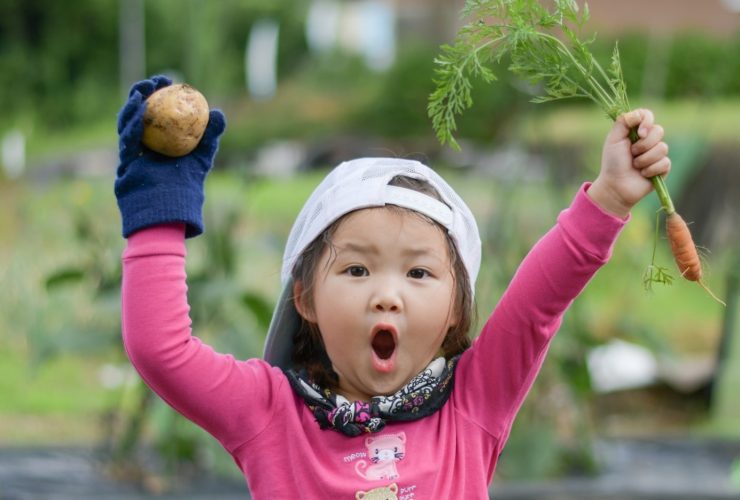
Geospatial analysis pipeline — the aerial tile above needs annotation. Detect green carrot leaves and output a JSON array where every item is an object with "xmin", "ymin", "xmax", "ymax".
[
  {"xmin": 428, "ymin": 0, "xmax": 630, "ymax": 149},
  {"xmin": 431, "ymin": 1, "xmax": 725, "ymax": 300}
]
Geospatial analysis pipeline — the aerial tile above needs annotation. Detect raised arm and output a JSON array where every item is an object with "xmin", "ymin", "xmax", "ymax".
[
  {"xmin": 454, "ymin": 109, "xmax": 671, "ymax": 443},
  {"xmin": 115, "ymin": 76, "xmax": 281, "ymax": 452},
  {"xmin": 121, "ymin": 224, "xmax": 282, "ymax": 452}
]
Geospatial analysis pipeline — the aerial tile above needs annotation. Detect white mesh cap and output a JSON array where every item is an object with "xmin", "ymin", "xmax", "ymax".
[{"xmin": 263, "ymin": 157, "xmax": 482, "ymax": 369}]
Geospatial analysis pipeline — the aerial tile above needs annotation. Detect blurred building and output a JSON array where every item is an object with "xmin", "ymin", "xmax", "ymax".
[
  {"xmin": 306, "ymin": 0, "xmax": 398, "ymax": 70},
  {"xmin": 583, "ymin": 0, "xmax": 740, "ymax": 37},
  {"xmin": 390, "ymin": 0, "xmax": 740, "ymax": 39},
  {"xmin": 307, "ymin": 0, "xmax": 740, "ymax": 73}
]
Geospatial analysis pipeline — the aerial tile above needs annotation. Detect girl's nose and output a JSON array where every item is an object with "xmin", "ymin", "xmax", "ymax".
[
  {"xmin": 374, "ymin": 299, "xmax": 400, "ymax": 312},
  {"xmin": 371, "ymin": 284, "xmax": 402, "ymax": 313}
]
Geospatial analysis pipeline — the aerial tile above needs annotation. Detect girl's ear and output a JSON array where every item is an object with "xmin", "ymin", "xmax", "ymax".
[
  {"xmin": 450, "ymin": 302, "xmax": 461, "ymax": 329},
  {"xmin": 293, "ymin": 281, "xmax": 317, "ymax": 323}
]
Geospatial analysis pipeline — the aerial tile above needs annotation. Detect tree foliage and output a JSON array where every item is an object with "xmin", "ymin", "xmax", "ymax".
[
  {"xmin": 0, "ymin": 0, "xmax": 118, "ymax": 126},
  {"xmin": 0, "ymin": 0, "xmax": 308, "ymax": 129}
]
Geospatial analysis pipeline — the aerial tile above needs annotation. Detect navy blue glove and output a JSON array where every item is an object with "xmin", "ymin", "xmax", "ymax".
[{"xmin": 114, "ymin": 75, "xmax": 226, "ymax": 238}]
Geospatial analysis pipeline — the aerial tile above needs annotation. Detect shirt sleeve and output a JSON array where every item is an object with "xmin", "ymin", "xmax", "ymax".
[
  {"xmin": 121, "ymin": 223, "xmax": 285, "ymax": 453},
  {"xmin": 453, "ymin": 183, "xmax": 628, "ymax": 444}
]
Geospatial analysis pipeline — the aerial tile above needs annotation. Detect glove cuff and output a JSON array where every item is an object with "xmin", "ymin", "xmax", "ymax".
[{"xmin": 117, "ymin": 185, "xmax": 205, "ymax": 238}]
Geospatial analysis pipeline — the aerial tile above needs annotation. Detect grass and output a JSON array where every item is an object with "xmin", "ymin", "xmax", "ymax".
[
  {"xmin": 0, "ymin": 348, "xmax": 124, "ymax": 445},
  {"xmin": 516, "ymin": 98, "xmax": 740, "ymax": 147}
]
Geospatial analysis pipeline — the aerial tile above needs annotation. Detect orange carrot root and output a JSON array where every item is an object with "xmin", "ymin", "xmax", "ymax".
[
  {"xmin": 665, "ymin": 212, "xmax": 726, "ymax": 306},
  {"xmin": 665, "ymin": 212, "xmax": 702, "ymax": 282}
]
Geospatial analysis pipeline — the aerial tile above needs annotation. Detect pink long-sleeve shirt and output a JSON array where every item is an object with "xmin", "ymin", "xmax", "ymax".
[{"xmin": 121, "ymin": 184, "xmax": 626, "ymax": 499}]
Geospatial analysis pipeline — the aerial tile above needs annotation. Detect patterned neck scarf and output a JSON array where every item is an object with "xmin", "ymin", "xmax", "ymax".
[{"xmin": 285, "ymin": 356, "xmax": 460, "ymax": 437}]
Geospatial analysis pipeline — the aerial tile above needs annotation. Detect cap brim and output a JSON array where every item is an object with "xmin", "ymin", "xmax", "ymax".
[{"xmin": 263, "ymin": 279, "xmax": 302, "ymax": 370}]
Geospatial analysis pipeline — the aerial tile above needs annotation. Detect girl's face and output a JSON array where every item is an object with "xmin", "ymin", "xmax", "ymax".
[{"xmin": 295, "ymin": 207, "xmax": 458, "ymax": 402}]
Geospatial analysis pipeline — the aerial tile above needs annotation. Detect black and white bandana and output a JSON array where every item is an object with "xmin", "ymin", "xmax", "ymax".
[{"xmin": 285, "ymin": 356, "xmax": 460, "ymax": 437}]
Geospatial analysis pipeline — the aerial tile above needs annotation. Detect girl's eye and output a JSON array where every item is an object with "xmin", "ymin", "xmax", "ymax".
[
  {"xmin": 407, "ymin": 268, "xmax": 430, "ymax": 279},
  {"xmin": 346, "ymin": 266, "xmax": 368, "ymax": 277}
]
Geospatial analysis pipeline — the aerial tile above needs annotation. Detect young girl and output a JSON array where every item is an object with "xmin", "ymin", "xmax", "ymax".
[{"xmin": 115, "ymin": 75, "xmax": 670, "ymax": 498}]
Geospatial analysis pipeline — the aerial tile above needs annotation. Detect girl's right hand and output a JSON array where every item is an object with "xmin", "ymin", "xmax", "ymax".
[{"xmin": 114, "ymin": 75, "xmax": 226, "ymax": 239}]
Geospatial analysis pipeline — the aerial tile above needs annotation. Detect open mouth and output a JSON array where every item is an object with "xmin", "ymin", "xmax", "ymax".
[{"xmin": 371, "ymin": 329, "xmax": 397, "ymax": 360}]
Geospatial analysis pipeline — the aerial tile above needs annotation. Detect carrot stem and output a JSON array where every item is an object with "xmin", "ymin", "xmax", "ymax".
[{"xmin": 651, "ymin": 175, "xmax": 675, "ymax": 216}]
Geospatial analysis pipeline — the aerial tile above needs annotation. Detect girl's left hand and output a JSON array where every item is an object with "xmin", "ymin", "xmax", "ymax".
[{"xmin": 588, "ymin": 108, "xmax": 671, "ymax": 218}]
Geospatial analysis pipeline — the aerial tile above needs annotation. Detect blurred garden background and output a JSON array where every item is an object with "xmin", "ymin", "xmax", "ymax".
[{"xmin": 0, "ymin": 0, "xmax": 738, "ymax": 497}]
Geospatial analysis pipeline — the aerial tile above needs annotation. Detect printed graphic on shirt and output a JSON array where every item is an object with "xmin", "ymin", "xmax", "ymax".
[
  {"xmin": 355, "ymin": 482, "xmax": 398, "ymax": 499},
  {"xmin": 355, "ymin": 432, "xmax": 406, "ymax": 481}
]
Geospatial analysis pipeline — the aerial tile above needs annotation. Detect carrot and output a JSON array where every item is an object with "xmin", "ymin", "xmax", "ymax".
[
  {"xmin": 628, "ymin": 128, "xmax": 725, "ymax": 306},
  {"xmin": 663, "ymin": 203, "xmax": 725, "ymax": 306},
  {"xmin": 665, "ymin": 212, "xmax": 701, "ymax": 281}
]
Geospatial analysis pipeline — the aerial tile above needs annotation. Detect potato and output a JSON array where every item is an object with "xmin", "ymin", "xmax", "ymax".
[{"xmin": 142, "ymin": 83, "xmax": 209, "ymax": 157}]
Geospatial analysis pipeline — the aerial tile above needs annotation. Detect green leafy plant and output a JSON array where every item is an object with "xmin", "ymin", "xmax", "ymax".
[
  {"xmin": 429, "ymin": 0, "xmax": 628, "ymax": 148},
  {"xmin": 429, "ymin": 0, "xmax": 724, "ymax": 304},
  {"xmin": 42, "ymin": 203, "xmax": 272, "ymax": 489}
]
